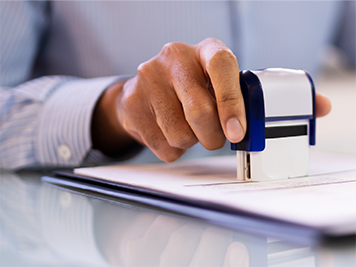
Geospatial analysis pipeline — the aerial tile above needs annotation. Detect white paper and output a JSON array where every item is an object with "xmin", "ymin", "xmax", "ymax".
[{"xmin": 74, "ymin": 150, "xmax": 356, "ymax": 234}]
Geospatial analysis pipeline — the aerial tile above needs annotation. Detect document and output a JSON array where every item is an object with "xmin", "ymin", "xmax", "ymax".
[{"xmin": 74, "ymin": 149, "xmax": 356, "ymax": 235}]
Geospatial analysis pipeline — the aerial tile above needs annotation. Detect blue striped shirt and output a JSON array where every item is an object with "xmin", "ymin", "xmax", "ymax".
[{"xmin": 0, "ymin": 1, "xmax": 341, "ymax": 170}]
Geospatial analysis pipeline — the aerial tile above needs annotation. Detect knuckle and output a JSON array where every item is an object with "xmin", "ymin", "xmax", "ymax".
[
  {"xmin": 204, "ymin": 136, "xmax": 226, "ymax": 151},
  {"xmin": 160, "ymin": 42, "xmax": 187, "ymax": 58},
  {"xmin": 207, "ymin": 49, "xmax": 237, "ymax": 70},
  {"xmin": 204, "ymin": 37, "xmax": 221, "ymax": 44},
  {"xmin": 168, "ymin": 132, "xmax": 197, "ymax": 149},
  {"xmin": 161, "ymin": 148, "xmax": 185, "ymax": 163},
  {"xmin": 143, "ymin": 130, "xmax": 186, "ymax": 163},
  {"xmin": 137, "ymin": 60, "xmax": 153, "ymax": 79},
  {"xmin": 217, "ymin": 92, "xmax": 242, "ymax": 106},
  {"xmin": 136, "ymin": 59, "xmax": 165, "ymax": 91},
  {"xmin": 186, "ymin": 101, "xmax": 216, "ymax": 124}
]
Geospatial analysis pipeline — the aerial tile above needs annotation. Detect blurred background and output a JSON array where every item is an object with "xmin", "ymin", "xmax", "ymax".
[{"xmin": 313, "ymin": 1, "xmax": 355, "ymax": 155}]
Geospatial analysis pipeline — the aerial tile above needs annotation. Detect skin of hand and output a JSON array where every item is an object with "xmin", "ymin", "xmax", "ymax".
[{"xmin": 91, "ymin": 38, "xmax": 332, "ymax": 160}]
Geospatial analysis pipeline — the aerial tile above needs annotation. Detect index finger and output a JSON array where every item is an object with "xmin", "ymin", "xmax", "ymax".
[{"xmin": 195, "ymin": 38, "xmax": 246, "ymax": 143}]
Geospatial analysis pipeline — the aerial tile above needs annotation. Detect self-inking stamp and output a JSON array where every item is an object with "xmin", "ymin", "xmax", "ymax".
[{"xmin": 231, "ymin": 68, "xmax": 316, "ymax": 181}]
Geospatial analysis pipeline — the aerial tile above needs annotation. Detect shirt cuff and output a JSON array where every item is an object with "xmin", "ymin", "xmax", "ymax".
[{"xmin": 36, "ymin": 76, "xmax": 128, "ymax": 167}]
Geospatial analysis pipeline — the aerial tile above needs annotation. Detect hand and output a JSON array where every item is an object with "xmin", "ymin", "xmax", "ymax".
[
  {"xmin": 92, "ymin": 38, "xmax": 332, "ymax": 160},
  {"xmin": 116, "ymin": 38, "xmax": 246, "ymax": 162}
]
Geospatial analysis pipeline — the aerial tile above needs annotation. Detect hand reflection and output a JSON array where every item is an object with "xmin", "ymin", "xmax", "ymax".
[
  {"xmin": 3, "ymin": 170, "xmax": 337, "ymax": 267},
  {"xmin": 0, "ymin": 170, "xmax": 250, "ymax": 267},
  {"xmin": 1, "ymin": 170, "xmax": 344, "ymax": 267},
  {"xmin": 99, "ymin": 211, "xmax": 249, "ymax": 267}
]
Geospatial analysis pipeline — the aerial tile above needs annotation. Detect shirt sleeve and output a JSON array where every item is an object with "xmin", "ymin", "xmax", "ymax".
[
  {"xmin": 0, "ymin": 75, "xmax": 127, "ymax": 170},
  {"xmin": 0, "ymin": 1, "xmax": 134, "ymax": 170}
]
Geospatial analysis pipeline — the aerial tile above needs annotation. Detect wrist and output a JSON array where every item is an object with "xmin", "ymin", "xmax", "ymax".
[{"xmin": 91, "ymin": 80, "xmax": 137, "ymax": 157}]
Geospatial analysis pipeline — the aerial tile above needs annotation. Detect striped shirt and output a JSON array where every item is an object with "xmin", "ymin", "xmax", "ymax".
[{"xmin": 0, "ymin": 1, "xmax": 341, "ymax": 170}]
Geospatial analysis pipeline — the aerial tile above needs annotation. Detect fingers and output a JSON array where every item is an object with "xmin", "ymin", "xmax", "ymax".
[
  {"xmin": 315, "ymin": 93, "xmax": 331, "ymax": 118},
  {"xmin": 118, "ymin": 78, "xmax": 187, "ymax": 162},
  {"xmin": 147, "ymin": 68, "xmax": 199, "ymax": 151},
  {"xmin": 166, "ymin": 43, "xmax": 226, "ymax": 150},
  {"xmin": 117, "ymin": 38, "xmax": 243, "ymax": 162},
  {"xmin": 196, "ymin": 38, "xmax": 246, "ymax": 143}
]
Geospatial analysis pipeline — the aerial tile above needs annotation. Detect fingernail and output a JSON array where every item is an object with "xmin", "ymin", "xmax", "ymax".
[
  {"xmin": 223, "ymin": 242, "xmax": 249, "ymax": 267},
  {"xmin": 226, "ymin": 118, "xmax": 243, "ymax": 142}
]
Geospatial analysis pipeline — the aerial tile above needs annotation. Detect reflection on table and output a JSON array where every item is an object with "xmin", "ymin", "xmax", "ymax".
[{"xmin": 1, "ymin": 170, "xmax": 354, "ymax": 267}]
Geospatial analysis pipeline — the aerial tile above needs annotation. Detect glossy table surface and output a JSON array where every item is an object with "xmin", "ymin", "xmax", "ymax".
[
  {"xmin": 1, "ymin": 169, "xmax": 355, "ymax": 267},
  {"xmin": 1, "ymin": 70, "xmax": 355, "ymax": 267}
]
